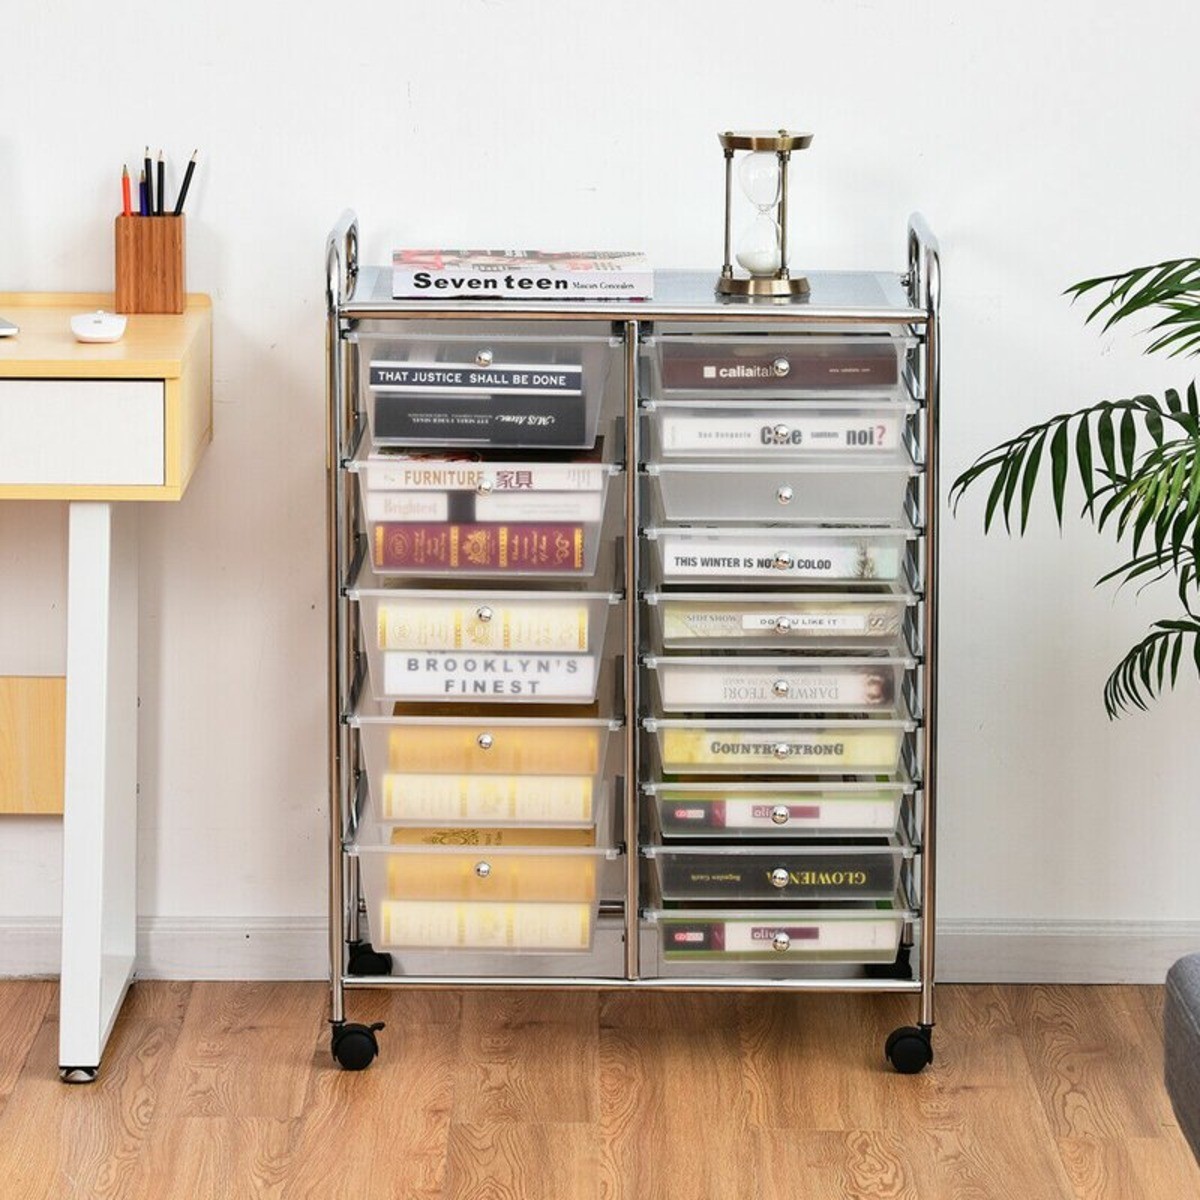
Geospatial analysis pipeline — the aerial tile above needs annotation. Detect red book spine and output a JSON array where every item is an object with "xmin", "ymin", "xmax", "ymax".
[{"xmin": 373, "ymin": 523, "xmax": 585, "ymax": 571}]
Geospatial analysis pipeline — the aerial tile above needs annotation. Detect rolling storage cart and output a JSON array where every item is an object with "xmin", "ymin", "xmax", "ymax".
[{"xmin": 324, "ymin": 211, "xmax": 941, "ymax": 1074}]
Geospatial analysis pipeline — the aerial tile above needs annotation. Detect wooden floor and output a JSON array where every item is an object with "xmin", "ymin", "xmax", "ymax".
[{"xmin": 0, "ymin": 982, "xmax": 1195, "ymax": 1199}]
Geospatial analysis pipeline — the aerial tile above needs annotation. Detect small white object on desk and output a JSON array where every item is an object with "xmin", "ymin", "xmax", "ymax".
[{"xmin": 70, "ymin": 310, "xmax": 127, "ymax": 343}]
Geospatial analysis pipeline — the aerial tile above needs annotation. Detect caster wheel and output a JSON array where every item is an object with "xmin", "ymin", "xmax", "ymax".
[
  {"xmin": 885, "ymin": 1025, "xmax": 933, "ymax": 1074},
  {"xmin": 331, "ymin": 1021, "xmax": 385, "ymax": 1071},
  {"xmin": 347, "ymin": 941, "xmax": 393, "ymax": 976}
]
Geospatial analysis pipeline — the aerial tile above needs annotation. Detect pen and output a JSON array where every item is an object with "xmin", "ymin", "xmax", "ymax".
[
  {"xmin": 144, "ymin": 146, "xmax": 154, "ymax": 215},
  {"xmin": 156, "ymin": 150, "xmax": 164, "ymax": 216},
  {"xmin": 122, "ymin": 165, "xmax": 132, "ymax": 217},
  {"xmin": 173, "ymin": 150, "xmax": 197, "ymax": 215},
  {"xmin": 139, "ymin": 170, "xmax": 148, "ymax": 217}
]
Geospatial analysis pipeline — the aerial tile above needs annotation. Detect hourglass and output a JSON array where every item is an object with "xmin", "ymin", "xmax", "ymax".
[{"xmin": 717, "ymin": 129, "xmax": 813, "ymax": 297}]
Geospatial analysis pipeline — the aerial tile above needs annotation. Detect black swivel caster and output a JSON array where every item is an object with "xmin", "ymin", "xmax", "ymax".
[
  {"xmin": 331, "ymin": 1021, "xmax": 385, "ymax": 1071},
  {"xmin": 885, "ymin": 1025, "xmax": 933, "ymax": 1074},
  {"xmin": 347, "ymin": 941, "xmax": 393, "ymax": 976}
]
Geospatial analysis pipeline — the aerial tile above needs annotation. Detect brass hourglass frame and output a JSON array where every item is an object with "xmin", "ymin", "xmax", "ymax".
[{"xmin": 718, "ymin": 129, "xmax": 813, "ymax": 297}]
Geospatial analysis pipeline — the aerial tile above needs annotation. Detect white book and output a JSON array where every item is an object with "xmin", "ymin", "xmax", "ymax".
[
  {"xmin": 661, "ymin": 414, "xmax": 902, "ymax": 455},
  {"xmin": 661, "ymin": 602, "xmax": 901, "ymax": 641},
  {"xmin": 381, "ymin": 900, "xmax": 592, "ymax": 949},
  {"xmin": 382, "ymin": 651, "xmax": 597, "ymax": 699},
  {"xmin": 657, "ymin": 665, "xmax": 892, "ymax": 710},
  {"xmin": 363, "ymin": 456, "xmax": 605, "ymax": 493},
  {"xmin": 664, "ymin": 918, "xmax": 896, "ymax": 957},
  {"xmin": 369, "ymin": 361, "xmax": 584, "ymax": 396},
  {"xmin": 473, "ymin": 491, "xmax": 604, "ymax": 523},
  {"xmin": 666, "ymin": 796, "xmax": 897, "ymax": 832},
  {"xmin": 660, "ymin": 537, "xmax": 902, "ymax": 581},
  {"xmin": 362, "ymin": 492, "xmax": 450, "ymax": 522}
]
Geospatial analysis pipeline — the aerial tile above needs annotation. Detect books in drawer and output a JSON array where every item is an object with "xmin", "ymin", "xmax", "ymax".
[
  {"xmin": 379, "ymin": 900, "xmax": 592, "ymax": 951},
  {"xmin": 659, "ymin": 913, "xmax": 901, "ymax": 962},
  {"xmin": 659, "ymin": 340, "xmax": 899, "ymax": 391},
  {"xmin": 386, "ymin": 723, "xmax": 603, "ymax": 775},
  {"xmin": 382, "ymin": 774, "xmax": 595, "ymax": 825},
  {"xmin": 373, "ymin": 523, "xmax": 584, "ymax": 572},
  {"xmin": 660, "ymin": 598, "xmax": 903, "ymax": 643}
]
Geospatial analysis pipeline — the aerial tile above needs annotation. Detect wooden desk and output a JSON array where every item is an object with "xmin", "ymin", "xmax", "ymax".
[{"xmin": 0, "ymin": 292, "xmax": 212, "ymax": 1081}]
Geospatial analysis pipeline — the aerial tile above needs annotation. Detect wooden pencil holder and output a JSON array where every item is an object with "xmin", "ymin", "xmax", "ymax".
[{"xmin": 114, "ymin": 215, "xmax": 186, "ymax": 314}]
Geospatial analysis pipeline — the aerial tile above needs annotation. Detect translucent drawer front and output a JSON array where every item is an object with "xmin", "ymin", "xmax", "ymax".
[
  {"xmin": 642, "ymin": 907, "xmax": 911, "ymax": 971},
  {"xmin": 645, "ymin": 590, "xmax": 915, "ymax": 652},
  {"xmin": 647, "ymin": 334, "xmax": 914, "ymax": 399},
  {"xmin": 643, "ymin": 655, "xmax": 914, "ymax": 714},
  {"xmin": 644, "ymin": 839, "xmax": 909, "ymax": 903},
  {"xmin": 644, "ymin": 715, "xmax": 915, "ymax": 775},
  {"xmin": 645, "ymin": 779, "xmax": 912, "ymax": 839},
  {"xmin": 352, "ymin": 836, "xmax": 623, "ymax": 953},
  {"xmin": 645, "ymin": 527, "xmax": 915, "ymax": 586},
  {"xmin": 350, "ymin": 460, "xmax": 619, "ymax": 579},
  {"xmin": 646, "ymin": 461, "xmax": 917, "ymax": 525},
  {"xmin": 351, "ymin": 320, "xmax": 620, "ymax": 450},
  {"xmin": 347, "ymin": 586, "xmax": 620, "ymax": 704},
  {"xmin": 643, "ymin": 398, "xmax": 917, "ymax": 460}
]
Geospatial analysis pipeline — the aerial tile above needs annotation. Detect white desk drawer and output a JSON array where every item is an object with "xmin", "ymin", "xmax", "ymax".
[{"xmin": 0, "ymin": 380, "xmax": 165, "ymax": 486}]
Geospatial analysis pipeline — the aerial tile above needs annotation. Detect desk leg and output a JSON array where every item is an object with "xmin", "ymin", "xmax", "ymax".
[{"xmin": 58, "ymin": 502, "xmax": 138, "ymax": 1082}]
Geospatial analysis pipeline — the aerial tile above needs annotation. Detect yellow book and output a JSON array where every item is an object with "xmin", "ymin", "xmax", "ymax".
[
  {"xmin": 381, "ymin": 773, "xmax": 595, "ymax": 824},
  {"xmin": 385, "ymin": 850, "xmax": 597, "ymax": 902},
  {"xmin": 386, "ymin": 724, "xmax": 602, "ymax": 774},
  {"xmin": 388, "ymin": 827, "xmax": 596, "ymax": 847},
  {"xmin": 378, "ymin": 601, "xmax": 589, "ymax": 652},
  {"xmin": 660, "ymin": 728, "xmax": 901, "ymax": 770},
  {"xmin": 379, "ymin": 900, "xmax": 592, "ymax": 950}
]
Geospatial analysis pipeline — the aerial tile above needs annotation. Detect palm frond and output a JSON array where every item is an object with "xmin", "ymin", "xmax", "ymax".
[
  {"xmin": 1066, "ymin": 259, "xmax": 1200, "ymax": 358},
  {"xmin": 1104, "ymin": 617, "xmax": 1200, "ymax": 717}
]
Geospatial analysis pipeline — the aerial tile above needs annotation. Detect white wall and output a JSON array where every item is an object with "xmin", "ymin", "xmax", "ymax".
[{"xmin": 2, "ymin": 0, "xmax": 1199, "ymax": 982}]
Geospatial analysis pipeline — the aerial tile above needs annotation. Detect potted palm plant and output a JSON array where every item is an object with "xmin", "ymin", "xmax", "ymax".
[{"xmin": 951, "ymin": 259, "xmax": 1200, "ymax": 716}]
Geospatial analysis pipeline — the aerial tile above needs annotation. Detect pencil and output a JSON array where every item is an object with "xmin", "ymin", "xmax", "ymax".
[
  {"xmin": 139, "ymin": 171, "xmax": 148, "ymax": 217},
  {"xmin": 173, "ymin": 150, "xmax": 197, "ymax": 215},
  {"xmin": 144, "ymin": 146, "xmax": 154, "ymax": 215},
  {"xmin": 121, "ymin": 165, "xmax": 132, "ymax": 217},
  {"xmin": 156, "ymin": 150, "xmax": 164, "ymax": 216}
]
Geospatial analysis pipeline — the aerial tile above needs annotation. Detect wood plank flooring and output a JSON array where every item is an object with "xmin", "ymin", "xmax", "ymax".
[{"xmin": 0, "ymin": 981, "xmax": 1194, "ymax": 1199}]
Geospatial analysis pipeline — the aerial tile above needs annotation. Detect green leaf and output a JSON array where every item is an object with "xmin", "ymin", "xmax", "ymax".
[
  {"xmin": 1120, "ymin": 408, "xmax": 1137, "ymax": 476},
  {"xmin": 1145, "ymin": 409, "xmax": 1164, "ymax": 445},
  {"xmin": 1098, "ymin": 408, "xmax": 1117, "ymax": 481},
  {"xmin": 1190, "ymin": 382, "xmax": 1199, "ymax": 418},
  {"xmin": 1075, "ymin": 413, "xmax": 1095, "ymax": 508},
  {"xmin": 1167, "ymin": 387, "xmax": 1183, "ymax": 414},
  {"xmin": 1002, "ymin": 446, "xmax": 1023, "ymax": 533},
  {"xmin": 1050, "ymin": 422, "xmax": 1069, "ymax": 525},
  {"xmin": 984, "ymin": 458, "xmax": 1011, "ymax": 533},
  {"xmin": 1020, "ymin": 431, "xmax": 1047, "ymax": 533},
  {"xmin": 1171, "ymin": 633, "xmax": 1184, "ymax": 685}
]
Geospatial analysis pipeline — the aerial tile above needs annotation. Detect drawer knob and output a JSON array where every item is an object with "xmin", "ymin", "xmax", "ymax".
[
  {"xmin": 475, "ymin": 605, "xmax": 494, "ymax": 623},
  {"xmin": 771, "ymin": 679, "xmax": 790, "ymax": 698},
  {"xmin": 770, "ymin": 805, "xmax": 791, "ymax": 825},
  {"xmin": 773, "ymin": 615, "xmax": 794, "ymax": 634},
  {"xmin": 475, "ymin": 349, "xmax": 494, "ymax": 367},
  {"xmin": 772, "ymin": 552, "xmax": 793, "ymax": 571},
  {"xmin": 474, "ymin": 861, "xmax": 492, "ymax": 879},
  {"xmin": 772, "ymin": 423, "xmax": 792, "ymax": 443},
  {"xmin": 476, "ymin": 478, "xmax": 494, "ymax": 496},
  {"xmin": 770, "ymin": 867, "xmax": 790, "ymax": 889},
  {"xmin": 776, "ymin": 485, "xmax": 794, "ymax": 505},
  {"xmin": 772, "ymin": 357, "xmax": 791, "ymax": 378},
  {"xmin": 772, "ymin": 931, "xmax": 791, "ymax": 953},
  {"xmin": 476, "ymin": 733, "xmax": 494, "ymax": 750},
  {"xmin": 773, "ymin": 742, "xmax": 793, "ymax": 759}
]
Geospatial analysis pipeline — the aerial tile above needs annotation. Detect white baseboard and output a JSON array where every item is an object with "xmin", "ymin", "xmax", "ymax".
[{"xmin": 2, "ymin": 916, "xmax": 1198, "ymax": 984}]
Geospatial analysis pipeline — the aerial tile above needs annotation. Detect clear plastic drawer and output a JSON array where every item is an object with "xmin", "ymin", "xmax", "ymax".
[
  {"xmin": 641, "ymin": 907, "xmax": 912, "ymax": 973},
  {"xmin": 645, "ymin": 527, "xmax": 916, "ymax": 586},
  {"xmin": 643, "ymin": 715, "xmax": 915, "ymax": 775},
  {"xmin": 347, "ymin": 585, "xmax": 621, "ymax": 704},
  {"xmin": 645, "ymin": 460, "xmax": 918, "ymax": 525},
  {"xmin": 349, "ymin": 458, "xmax": 620, "ymax": 579},
  {"xmin": 351, "ymin": 321, "xmax": 621, "ymax": 450},
  {"xmin": 351, "ymin": 823, "xmax": 623, "ymax": 953},
  {"xmin": 644, "ymin": 838, "xmax": 910, "ymax": 903},
  {"xmin": 644, "ymin": 590, "xmax": 915, "ymax": 652},
  {"xmin": 642, "ymin": 397, "xmax": 918, "ymax": 460},
  {"xmin": 647, "ymin": 333, "xmax": 914, "ymax": 399},
  {"xmin": 643, "ymin": 654, "xmax": 914, "ymax": 714},
  {"xmin": 645, "ymin": 778, "xmax": 913, "ymax": 839}
]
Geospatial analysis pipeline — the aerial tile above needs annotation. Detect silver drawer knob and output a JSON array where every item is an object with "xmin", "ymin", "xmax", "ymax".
[
  {"xmin": 770, "ymin": 867, "xmax": 790, "ymax": 889},
  {"xmin": 474, "ymin": 861, "xmax": 492, "ymax": 879},
  {"xmin": 772, "ymin": 552, "xmax": 793, "ymax": 571},
  {"xmin": 475, "ymin": 605, "xmax": 494, "ymax": 623},
  {"xmin": 475, "ymin": 349, "xmax": 494, "ymax": 367},
  {"xmin": 476, "ymin": 733, "xmax": 494, "ymax": 750},
  {"xmin": 772, "ymin": 931, "xmax": 791, "ymax": 953},
  {"xmin": 773, "ymin": 742, "xmax": 793, "ymax": 759},
  {"xmin": 773, "ymin": 615, "xmax": 794, "ymax": 634},
  {"xmin": 770, "ymin": 805, "xmax": 790, "ymax": 825},
  {"xmin": 476, "ymin": 478, "xmax": 494, "ymax": 496},
  {"xmin": 772, "ymin": 679, "xmax": 790, "ymax": 698},
  {"xmin": 776, "ymin": 485, "xmax": 794, "ymax": 505},
  {"xmin": 772, "ymin": 423, "xmax": 791, "ymax": 443},
  {"xmin": 772, "ymin": 357, "xmax": 790, "ymax": 378}
]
